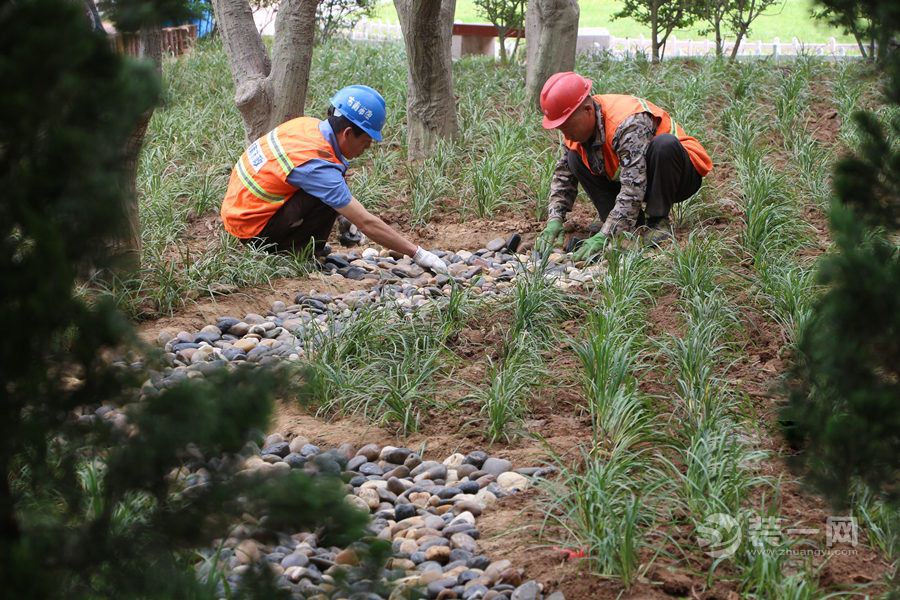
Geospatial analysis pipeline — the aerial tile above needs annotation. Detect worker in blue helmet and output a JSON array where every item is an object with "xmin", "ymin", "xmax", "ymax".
[{"xmin": 221, "ymin": 84, "xmax": 448, "ymax": 275}]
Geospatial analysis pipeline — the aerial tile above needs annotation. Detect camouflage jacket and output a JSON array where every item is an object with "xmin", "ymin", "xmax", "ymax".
[{"xmin": 547, "ymin": 101, "xmax": 656, "ymax": 236}]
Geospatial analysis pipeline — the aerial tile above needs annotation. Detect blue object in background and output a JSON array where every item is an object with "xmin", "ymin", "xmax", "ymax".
[{"xmin": 193, "ymin": 9, "xmax": 214, "ymax": 37}]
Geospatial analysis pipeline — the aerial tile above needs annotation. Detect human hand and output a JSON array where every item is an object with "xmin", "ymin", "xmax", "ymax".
[
  {"xmin": 413, "ymin": 246, "xmax": 449, "ymax": 275},
  {"xmin": 534, "ymin": 219, "xmax": 564, "ymax": 255},
  {"xmin": 571, "ymin": 232, "xmax": 607, "ymax": 262}
]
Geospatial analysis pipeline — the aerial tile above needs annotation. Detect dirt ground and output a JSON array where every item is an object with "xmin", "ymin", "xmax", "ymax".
[{"xmin": 136, "ymin": 113, "xmax": 895, "ymax": 596}]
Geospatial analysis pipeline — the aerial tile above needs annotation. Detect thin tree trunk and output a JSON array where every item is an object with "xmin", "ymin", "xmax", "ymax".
[
  {"xmin": 730, "ymin": 24, "xmax": 748, "ymax": 60},
  {"xmin": 715, "ymin": 14, "xmax": 723, "ymax": 57},
  {"xmin": 525, "ymin": 0, "xmax": 579, "ymax": 109},
  {"xmin": 497, "ymin": 27, "xmax": 508, "ymax": 63},
  {"xmin": 82, "ymin": 0, "xmax": 102, "ymax": 31},
  {"xmin": 394, "ymin": 0, "xmax": 458, "ymax": 160},
  {"xmin": 269, "ymin": 1, "xmax": 318, "ymax": 128},
  {"xmin": 651, "ymin": 4, "xmax": 659, "ymax": 62},
  {"xmin": 119, "ymin": 27, "xmax": 162, "ymax": 269},
  {"xmin": 212, "ymin": 0, "xmax": 272, "ymax": 141}
]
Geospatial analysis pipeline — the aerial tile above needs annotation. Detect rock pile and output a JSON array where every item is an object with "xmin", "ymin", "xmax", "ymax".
[
  {"xmin": 152, "ymin": 241, "xmax": 604, "ymax": 376},
  {"xmin": 199, "ymin": 436, "xmax": 561, "ymax": 599}
]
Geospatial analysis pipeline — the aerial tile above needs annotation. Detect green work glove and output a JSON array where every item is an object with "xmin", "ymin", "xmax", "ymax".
[
  {"xmin": 535, "ymin": 219, "xmax": 564, "ymax": 255},
  {"xmin": 572, "ymin": 232, "xmax": 608, "ymax": 262}
]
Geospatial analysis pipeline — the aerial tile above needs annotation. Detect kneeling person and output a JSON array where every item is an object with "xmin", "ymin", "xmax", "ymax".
[
  {"xmin": 535, "ymin": 72, "xmax": 712, "ymax": 259},
  {"xmin": 220, "ymin": 84, "xmax": 448, "ymax": 275}
]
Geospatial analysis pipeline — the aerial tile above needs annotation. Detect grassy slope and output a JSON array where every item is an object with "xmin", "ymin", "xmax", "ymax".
[
  {"xmin": 372, "ymin": 0, "xmax": 855, "ymax": 43},
  {"xmin": 133, "ymin": 40, "xmax": 895, "ymax": 595}
]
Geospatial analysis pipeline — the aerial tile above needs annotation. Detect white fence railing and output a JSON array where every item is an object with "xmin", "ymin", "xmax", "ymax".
[{"xmin": 252, "ymin": 12, "xmax": 864, "ymax": 61}]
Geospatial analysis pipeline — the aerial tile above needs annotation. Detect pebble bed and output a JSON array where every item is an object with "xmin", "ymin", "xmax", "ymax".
[
  {"xmin": 105, "ymin": 236, "xmax": 606, "ymax": 599},
  {"xmin": 197, "ymin": 435, "xmax": 563, "ymax": 600},
  {"xmin": 150, "ymin": 236, "xmax": 603, "ymax": 382}
]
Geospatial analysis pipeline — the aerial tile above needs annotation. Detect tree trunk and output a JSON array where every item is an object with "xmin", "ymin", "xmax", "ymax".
[
  {"xmin": 729, "ymin": 24, "xmax": 748, "ymax": 60},
  {"xmin": 497, "ymin": 27, "xmax": 509, "ymax": 63},
  {"xmin": 82, "ymin": 0, "xmax": 102, "ymax": 31},
  {"xmin": 394, "ymin": 0, "xmax": 458, "ymax": 160},
  {"xmin": 213, "ymin": 0, "xmax": 318, "ymax": 142},
  {"xmin": 715, "ymin": 14, "xmax": 723, "ymax": 57},
  {"xmin": 119, "ymin": 27, "xmax": 162, "ymax": 269},
  {"xmin": 651, "ymin": 3, "xmax": 660, "ymax": 62},
  {"xmin": 525, "ymin": 0, "xmax": 579, "ymax": 109}
]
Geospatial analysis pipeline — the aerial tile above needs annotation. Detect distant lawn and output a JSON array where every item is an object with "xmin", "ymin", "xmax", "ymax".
[{"xmin": 372, "ymin": 0, "xmax": 855, "ymax": 43}]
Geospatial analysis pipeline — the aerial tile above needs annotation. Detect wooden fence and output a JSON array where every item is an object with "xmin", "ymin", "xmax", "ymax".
[{"xmin": 109, "ymin": 24, "xmax": 197, "ymax": 57}]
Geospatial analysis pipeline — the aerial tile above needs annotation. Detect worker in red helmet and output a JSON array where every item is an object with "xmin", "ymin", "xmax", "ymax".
[{"xmin": 534, "ymin": 72, "xmax": 712, "ymax": 260}]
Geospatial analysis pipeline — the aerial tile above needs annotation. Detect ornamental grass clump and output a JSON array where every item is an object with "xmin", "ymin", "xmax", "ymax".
[{"xmin": 471, "ymin": 334, "xmax": 544, "ymax": 444}]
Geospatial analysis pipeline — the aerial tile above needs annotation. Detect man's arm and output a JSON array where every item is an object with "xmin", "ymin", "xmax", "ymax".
[
  {"xmin": 600, "ymin": 113, "xmax": 656, "ymax": 236},
  {"xmin": 547, "ymin": 153, "xmax": 579, "ymax": 223},
  {"xmin": 337, "ymin": 197, "xmax": 417, "ymax": 257}
]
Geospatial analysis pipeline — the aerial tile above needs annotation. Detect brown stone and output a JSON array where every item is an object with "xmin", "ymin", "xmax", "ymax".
[
  {"xmin": 334, "ymin": 548, "xmax": 359, "ymax": 566},
  {"xmin": 425, "ymin": 545, "xmax": 451, "ymax": 564}
]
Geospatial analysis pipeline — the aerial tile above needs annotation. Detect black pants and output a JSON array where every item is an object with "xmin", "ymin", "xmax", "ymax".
[
  {"xmin": 242, "ymin": 189, "xmax": 337, "ymax": 254},
  {"xmin": 567, "ymin": 133, "xmax": 702, "ymax": 224}
]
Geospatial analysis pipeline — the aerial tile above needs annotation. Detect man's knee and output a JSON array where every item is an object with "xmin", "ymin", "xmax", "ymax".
[{"xmin": 647, "ymin": 134, "xmax": 682, "ymax": 161}]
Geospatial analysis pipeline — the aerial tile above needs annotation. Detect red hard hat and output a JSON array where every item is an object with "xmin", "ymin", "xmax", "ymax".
[{"xmin": 540, "ymin": 72, "xmax": 593, "ymax": 129}]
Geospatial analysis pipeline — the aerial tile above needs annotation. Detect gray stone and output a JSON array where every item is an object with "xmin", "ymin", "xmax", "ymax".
[
  {"xmin": 457, "ymin": 481, "xmax": 480, "ymax": 494},
  {"xmin": 281, "ymin": 553, "xmax": 309, "ymax": 568},
  {"xmin": 480, "ymin": 458, "xmax": 512, "ymax": 476},
  {"xmin": 463, "ymin": 584, "xmax": 489, "ymax": 600},
  {"xmin": 463, "ymin": 451, "xmax": 488, "ymax": 468},
  {"xmin": 486, "ymin": 238, "xmax": 506, "ymax": 252},
  {"xmin": 355, "ymin": 443, "xmax": 380, "ymax": 461},
  {"xmin": 261, "ymin": 442, "xmax": 290, "ymax": 458},
  {"xmin": 347, "ymin": 455, "xmax": 367, "ymax": 472},
  {"xmin": 284, "ymin": 453, "xmax": 305, "ymax": 469},
  {"xmin": 426, "ymin": 577, "xmax": 457, "ymax": 598},
  {"xmin": 340, "ymin": 266, "xmax": 368, "ymax": 280},
  {"xmin": 359, "ymin": 462, "xmax": 383, "ymax": 476},
  {"xmin": 438, "ymin": 486, "xmax": 462, "ymax": 499},
  {"xmin": 381, "ymin": 447, "xmax": 413, "ymax": 464},
  {"xmin": 394, "ymin": 503, "xmax": 417, "ymax": 521},
  {"xmin": 511, "ymin": 581, "xmax": 541, "ymax": 600},
  {"xmin": 449, "ymin": 548, "xmax": 473, "ymax": 564},
  {"xmin": 300, "ymin": 444, "xmax": 321, "ymax": 457},
  {"xmin": 311, "ymin": 454, "xmax": 340, "ymax": 475}
]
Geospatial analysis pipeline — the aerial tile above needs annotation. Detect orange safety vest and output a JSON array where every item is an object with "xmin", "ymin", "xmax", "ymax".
[
  {"xmin": 221, "ymin": 117, "xmax": 345, "ymax": 239},
  {"xmin": 564, "ymin": 94, "xmax": 712, "ymax": 181}
]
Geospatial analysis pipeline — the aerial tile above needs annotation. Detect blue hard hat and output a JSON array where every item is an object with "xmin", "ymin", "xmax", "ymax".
[{"xmin": 330, "ymin": 85, "xmax": 386, "ymax": 142}]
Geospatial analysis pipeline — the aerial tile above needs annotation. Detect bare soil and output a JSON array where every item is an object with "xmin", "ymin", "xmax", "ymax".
[{"xmin": 135, "ymin": 107, "xmax": 894, "ymax": 597}]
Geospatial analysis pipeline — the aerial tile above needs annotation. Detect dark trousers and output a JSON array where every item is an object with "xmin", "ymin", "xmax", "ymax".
[
  {"xmin": 567, "ymin": 133, "xmax": 702, "ymax": 224},
  {"xmin": 242, "ymin": 189, "xmax": 337, "ymax": 254}
]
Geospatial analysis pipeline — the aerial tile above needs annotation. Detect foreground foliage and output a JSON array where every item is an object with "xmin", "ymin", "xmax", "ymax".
[
  {"xmin": 0, "ymin": 2, "xmax": 366, "ymax": 596},
  {"xmin": 783, "ymin": 1, "xmax": 900, "ymax": 587}
]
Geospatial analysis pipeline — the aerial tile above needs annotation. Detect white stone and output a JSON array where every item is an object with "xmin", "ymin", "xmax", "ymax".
[{"xmin": 442, "ymin": 453, "xmax": 466, "ymax": 467}]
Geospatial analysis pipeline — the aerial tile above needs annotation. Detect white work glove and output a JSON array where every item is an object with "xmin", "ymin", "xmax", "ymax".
[{"xmin": 413, "ymin": 246, "xmax": 449, "ymax": 275}]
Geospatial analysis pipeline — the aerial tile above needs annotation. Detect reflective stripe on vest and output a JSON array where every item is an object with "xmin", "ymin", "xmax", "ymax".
[
  {"xmin": 267, "ymin": 128, "xmax": 295, "ymax": 175},
  {"xmin": 235, "ymin": 158, "xmax": 286, "ymax": 204},
  {"xmin": 221, "ymin": 117, "xmax": 345, "ymax": 240},
  {"xmin": 562, "ymin": 94, "xmax": 712, "ymax": 182}
]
